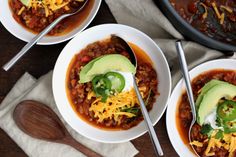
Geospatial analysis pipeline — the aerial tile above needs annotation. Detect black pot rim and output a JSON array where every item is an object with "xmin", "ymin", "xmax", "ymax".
[{"xmin": 160, "ymin": 0, "xmax": 236, "ymax": 52}]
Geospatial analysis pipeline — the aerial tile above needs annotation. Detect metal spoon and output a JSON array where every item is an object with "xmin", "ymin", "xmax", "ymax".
[
  {"xmin": 2, "ymin": 0, "xmax": 88, "ymax": 71},
  {"xmin": 175, "ymin": 40, "xmax": 200, "ymax": 157},
  {"xmin": 13, "ymin": 100, "xmax": 102, "ymax": 157},
  {"xmin": 111, "ymin": 35, "xmax": 164, "ymax": 157}
]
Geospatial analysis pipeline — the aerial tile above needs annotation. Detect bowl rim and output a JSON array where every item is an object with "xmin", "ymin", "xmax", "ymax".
[
  {"xmin": 166, "ymin": 59, "xmax": 236, "ymax": 156},
  {"xmin": 52, "ymin": 23, "xmax": 172, "ymax": 143},
  {"xmin": 0, "ymin": 0, "xmax": 101, "ymax": 45},
  {"xmin": 158, "ymin": 0, "xmax": 236, "ymax": 52}
]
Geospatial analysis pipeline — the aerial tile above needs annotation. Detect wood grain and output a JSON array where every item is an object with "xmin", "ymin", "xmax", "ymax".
[
  {"xmin": 14, "ymin": 100, "xmax": 102, "ymax": 157},
  {"xmin": 0, "ymin": 1, "xmax": 178, "ymax": 157}
]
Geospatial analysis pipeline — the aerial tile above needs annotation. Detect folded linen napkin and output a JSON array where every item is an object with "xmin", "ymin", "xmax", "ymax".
[
  {"xmin": 0, "ymin": 71, "xmax": 139, "ymax": 157},
  {"xmin": 105, "ymin": 0, "xmax": 225, "ymax": 86}
]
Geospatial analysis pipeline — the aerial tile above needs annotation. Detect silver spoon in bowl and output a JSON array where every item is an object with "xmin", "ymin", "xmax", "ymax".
[
  {"xmin": 176, "ymin": 40, "xmax": 200, "ymax": 157},
  {"xmin": 2, "ymin": 0, "xmax": 88, "ymax": 71},
  {"xmin": 111, "ymin": 35, "xmax": 164, "ymax": 157}
]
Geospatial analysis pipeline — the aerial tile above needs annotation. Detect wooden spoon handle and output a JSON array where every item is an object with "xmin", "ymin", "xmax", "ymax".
[{"xmin": 64, "ymin": 137, "xmax": 102, "ymax": 157}]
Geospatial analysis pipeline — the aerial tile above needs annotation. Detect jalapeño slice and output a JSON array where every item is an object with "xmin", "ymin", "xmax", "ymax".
[
  {"xmin": 223, "ymin": 120, "xmax": 236, "ymax": 133},
  {"xmin": 217, "ymin": 100, "xmax": 236, "ymax": 121},
  {"xmin": 104, "ymin": 72, "xmax": 125, "ymax": 93},
  {"xmin": 92, "ymin": 75, "xmax": 111, "ymax": 96}
]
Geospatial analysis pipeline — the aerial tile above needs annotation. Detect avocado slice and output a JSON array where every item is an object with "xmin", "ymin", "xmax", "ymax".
[
  {"xmin": 20, "ymin": 0, "xmax": 30, "ymax": 6},
  {"xmin": 79, "ymin": 56, "xmax": 103, "ymax": 82},
  {"xmin": 79, "ymin": 54, "xmax": 136, "ymax": 83},
  {"xmin": 197, "ymin": 83, "xmax": 236, "ymax": 125},
  {"xmin": 195, "ymin": 80, "xmax": 228, "ymax": 109}
]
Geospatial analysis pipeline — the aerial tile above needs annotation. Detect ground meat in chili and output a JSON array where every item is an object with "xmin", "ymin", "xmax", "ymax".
[
  {"xmin": 66, "ymin": 38, "xmax": 159, "ymax": 130},
  {"xmin": 9, "ymin": 0, "xmax": 93, "ymax": 35},
  {"xmin": 177, "ymin": 69, "xmax": 236, "ymax": 157},
  {"xmin": 170, "ymin": 0, "xmax": 236, "ymax": 45}
]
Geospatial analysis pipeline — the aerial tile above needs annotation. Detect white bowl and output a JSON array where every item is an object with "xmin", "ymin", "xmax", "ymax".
[
  {"xmin": 167, "ymin": 59, "xmax": 236, "ymax": 157},
  {"xmin": 0, "ymin": 0, "xmax": 101, "ymax": 45},
  {"xmin": 53, "ymin": 24, "xmax": 171, "ymax": 143}
]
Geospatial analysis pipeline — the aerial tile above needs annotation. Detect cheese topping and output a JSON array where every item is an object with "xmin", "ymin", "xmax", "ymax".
[
  {"xmin": 191, "ymin": 131, "xmax": 236, "ymax": 157},
  {"xmin": 200, "ymin": 2, "xmax": 208, "ymax": 19},
  {"xmin": 190, "ymin": 141, "xmax": 204, "ymax": 147},
  {"xmin": 18, "ymin": 0, "xmax": 84, "ymax": 17},
  {"xmin": 88, "ymin": 88, "xmax": 140, "ymax": 125},
  {"xmin": 199, "ymin": 2, "xmax": 233, "ymax": 25},
  {"xmin": 18, "ymin": 6, "xmax": 25, "ymax": 15},
  {"xmin": 211, "ymin": 3, "xmax": 233, "ymax": 25}
]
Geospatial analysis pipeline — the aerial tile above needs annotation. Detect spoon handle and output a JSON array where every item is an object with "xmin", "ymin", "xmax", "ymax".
[
  {"xmin": 63, "ymin": 136, "xmax": 102, "ymax": 157},
  {"xmin": 133, "ymin": 77, "xmax": 164, "ymax": 156},
  {"xmin": 175, "ymin": 40, "xmax": 196, "ymax": 122},
  {"xmin": 2, "ymin": 15, "xmax": 68, "ymax": 71}
]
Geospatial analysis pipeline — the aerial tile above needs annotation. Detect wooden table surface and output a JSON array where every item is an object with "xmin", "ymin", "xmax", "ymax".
[{"xmin": 0, "ymin": 1, "xmax": 178, "ymax": 157}]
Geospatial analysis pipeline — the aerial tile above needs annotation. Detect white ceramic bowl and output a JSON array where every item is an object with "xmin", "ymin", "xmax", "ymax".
[
  {"xmin": 0, "ymin": 0, "xmax": 101, "ymax": 45},
  {"xmin": 53, "ymin": 24, "xmax": 171, "ymax": 143},
  {"xmin": 167, "ymin": 59, "xmax": 236, "ymax": 157}
]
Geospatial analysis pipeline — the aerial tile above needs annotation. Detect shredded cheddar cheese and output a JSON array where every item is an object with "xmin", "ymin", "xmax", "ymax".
[
  {"xmin": 18, "ymin": 6, "xmax": 25, "ymax": 15},
  {"xmin": 64, "ymin": 5, "xmax": 70, "ymax": 11},
  {"xmin": 212, "ymin": 2, "xmax": 222, "ymax": 19},
  {"xmin": 199, "ymin": 2, "xmax": 233, "ymax": 25},
  {"xmin": 200, "ymin": 2, "xmax": 208, "ymax": 19},
  {"xmin": 211, "ymin": 2, "xmax": 231, "ymax": 25},
  {"xmin": 190, "ymin": 141, "xmax": 204, "ymax": 147},
  {"xmin": 220, "ymin": 5, "xmax": 233, "ymax": 14},
  {"xmin": 87, "ymin": 91, "xmax": 95, "ymax": 100},
  {"xmin": 20, "ymin": 0, "xmax": 84, "ymax": 17},
  {"xmin": 88, "ymin": 88, "xmax": 140, "ymax": 125},
  {"xmin": 219, "ymin": 13, "xmax": 225, "ymax": 25},
  {"xmin": 191, "ymin": 131, "xmax": 236, "ymax": 156}
]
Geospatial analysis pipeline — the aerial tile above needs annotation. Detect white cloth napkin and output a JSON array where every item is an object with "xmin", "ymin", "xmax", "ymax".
[
  {"xmin": 105, "ymin": 0, "xmax": 225, "ymax": 86},
  {"xmin": 0, "ymin": 71, "xmax": 139, "ymax": 157}
]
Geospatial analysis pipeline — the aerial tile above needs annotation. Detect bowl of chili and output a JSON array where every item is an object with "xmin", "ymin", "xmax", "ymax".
[
  {"xmin": 0, "ymin": 0, "xmax": 101, "ymax": 45},
  {"xmin": 52, "ymin": 24, "xmax": 172, "ymax": 143},
  {"xmin": 167, "ymin": 59, "xmax": 236, "ymax": 157}
]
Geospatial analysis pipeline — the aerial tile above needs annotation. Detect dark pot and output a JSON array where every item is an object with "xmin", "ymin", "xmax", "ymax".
[{"xmin": 156, "ymin": 0, "xmax": 236, "ymax": 54}]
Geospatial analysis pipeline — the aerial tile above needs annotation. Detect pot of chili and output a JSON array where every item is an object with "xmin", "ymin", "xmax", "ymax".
[{"xmin": 156, "ymin": 0, "xmax": 236, "ymax": 53}]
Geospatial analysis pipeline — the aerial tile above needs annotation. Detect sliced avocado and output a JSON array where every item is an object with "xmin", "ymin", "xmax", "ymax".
[
  {"xmin": 197, "ymin": 83, "xmax": 236, "ymax": 125},
  {"xmin": 79, "ymin": 54, "xmax": 136, "ymax": 83},
  {"xmin": 79, "ymin": 56, "xmax": 103, "ymax": 82},
  {"xmin": 195, "ymin": 80, "xmax": 228, "ymax": 108},
  {"xmin": 20, "ymin": 0, "xmax": 30, "ymax": 6}
]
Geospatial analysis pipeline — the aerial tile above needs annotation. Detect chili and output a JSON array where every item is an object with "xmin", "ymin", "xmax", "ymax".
[
  {"xmin": 9, "ymin": 0, "xmax": 94, "ymax": 35},
  {"xmin": 177, "ymin": 69, "xmax": 236, "ymax": 157},
  {"xmin": 66, "ymin": 39, "xmax": 159, "ymax": 130},
  {"xmin": 170, "ymin": 0, "xmax": 236, "ymax": 45}
]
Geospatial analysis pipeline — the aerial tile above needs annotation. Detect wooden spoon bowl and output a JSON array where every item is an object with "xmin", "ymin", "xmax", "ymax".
[{"xmin": 13, "ymin": 100, "xmax": 102, "ymax": 157}]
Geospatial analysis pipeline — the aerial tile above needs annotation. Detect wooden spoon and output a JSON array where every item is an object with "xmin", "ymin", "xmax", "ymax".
[{"xmin": 13, "ymin": 100, "xmax": 102, "ymax": 157}]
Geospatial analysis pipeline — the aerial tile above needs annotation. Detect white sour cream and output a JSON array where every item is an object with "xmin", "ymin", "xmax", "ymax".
[
  {"xmin": 116, "ymin": 71, "xmax": 134, "ymax": 92},
  {"xmin": 204, "ymin": 109, "xmax": 223, "ymax": 129}
]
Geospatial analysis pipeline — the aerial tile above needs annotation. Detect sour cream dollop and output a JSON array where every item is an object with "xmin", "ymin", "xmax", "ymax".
[
  {"xmin": 116, "ymin": 71, "xmax": 134, "ymax": 92},
  {"xmin": 205, "ymin": 109, "xmax": 223, "ymax": 129}
]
